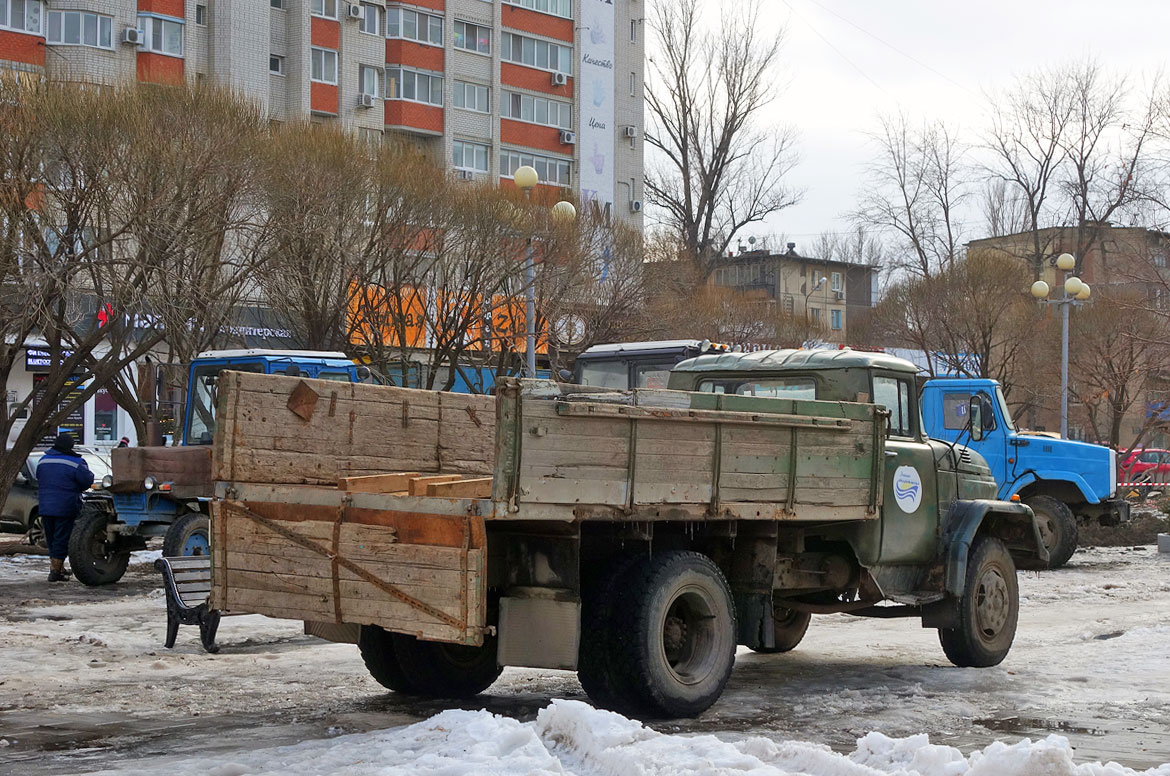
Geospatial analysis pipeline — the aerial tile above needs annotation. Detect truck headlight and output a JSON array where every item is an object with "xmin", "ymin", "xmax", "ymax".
[
  {"xmin": 101, "ymin": 474, "xmax": 113, "ymax": 489},
  {"xmin": 144, "ymin": 476, "xmax": 158, "ymax": 491}
]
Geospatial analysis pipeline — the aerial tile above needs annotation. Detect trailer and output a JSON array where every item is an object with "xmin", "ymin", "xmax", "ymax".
[{"xmin": 209, "ymin": 357, "xmax": 1046, "ymax": 718}]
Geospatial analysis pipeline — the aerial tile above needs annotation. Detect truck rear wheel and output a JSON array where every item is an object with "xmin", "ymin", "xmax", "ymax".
[
  {"xmin": 1024, "ymin": 495, "xmax": 1077, "ymax": 569},
  {"xmin": 939, "ymin": 536, "xmax": 1019, "ymax": 667},
  {"xmin": 607, "ymin": 551, "xmax": 737, "ymax": 718},
  {"xmin": 357, "ymin": 625, "xmax": 417, "ymax": 694},
  {"xmin": 749, "ymin": 605, "xmax": 812, "ymax": 654},
  {"xmin": 162, "ymin": 511, "xmax": 211, "ymax": 557},
  {"xmin": 578, "ymin": 554, "xmax": 641, "ymax": 709},
  {"xmin": 390, "ymin": 633, "xmax": 502, "ymax": 698},
  {"xmin": 68, "ymin": 504, "xmax": 130, "ymax": 586}
]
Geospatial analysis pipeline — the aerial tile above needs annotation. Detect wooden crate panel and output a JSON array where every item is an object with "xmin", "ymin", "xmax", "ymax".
[
  {"xmin": 211, "ymin": 500, "xmax": 484, "ymax": 645},
  {"xmin": 214, "ymin": 372, "xmax": 495, "ymax": 485}
]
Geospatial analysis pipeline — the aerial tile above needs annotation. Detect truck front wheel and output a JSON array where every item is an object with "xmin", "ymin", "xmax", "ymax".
[
  {"xmin": 607, "ymin": 551, "xmax": 737, "ymax": 718},
  {"xmin": 163, "ymin": 511, "xmax": 211, "ymax": 557},
  {"xmin": 68, "ymin": 504, "xmax": 130, "ymax": 586},
  {"xmin": 749, "ymin": 605, "xmax": 812, "ymax": 654},
  {"xmin": 1024, "ymin": 494, "xmax": 1077, "ymax": 569},
  {"xmin": 390, "ymin": 633, "xmax": 502, "ymax": 698},
  {"xmin": 939, "ymin": 536, "xmax": 1019, "ymax": 667}
]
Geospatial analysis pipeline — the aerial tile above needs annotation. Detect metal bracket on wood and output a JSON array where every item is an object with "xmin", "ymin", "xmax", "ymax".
[{"xmin": 287, "ymin": 381, "xmax": 319, "ymax": 422}]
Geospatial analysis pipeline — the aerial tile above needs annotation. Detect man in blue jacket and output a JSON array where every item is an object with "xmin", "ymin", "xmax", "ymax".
[{"xmin": 36, "ymin": 432, "xmax": 94, "ymax": 582}]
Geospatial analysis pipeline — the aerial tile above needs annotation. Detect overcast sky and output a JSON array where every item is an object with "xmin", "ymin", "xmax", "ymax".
[{"xmin": 745, "ymin": 0, "xmax": 1170, "ymax": 251}]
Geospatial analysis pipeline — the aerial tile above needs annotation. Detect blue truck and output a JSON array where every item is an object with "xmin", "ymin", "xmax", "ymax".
[
  {"xmin": 920, "ymin": 377, "xmax": 1128, "ymax": 569},
  {"xmin": 71, "ymin": 350, "xmax": 367, "ymax": 585}
]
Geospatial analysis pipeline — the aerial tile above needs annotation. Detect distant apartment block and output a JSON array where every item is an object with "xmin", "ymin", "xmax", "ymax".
[{"xmin": 0, "ymin": 0, "xmax": 644, "ymax": 223}]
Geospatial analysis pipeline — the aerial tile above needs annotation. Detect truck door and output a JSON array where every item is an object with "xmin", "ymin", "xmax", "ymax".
[
  {"xmin": 873, "ymin": 373, "xmax": 940, "ymax": 564},
  {"xmin": 939, "ymin": 388, "xmax": 1009, "ymax": 499}
]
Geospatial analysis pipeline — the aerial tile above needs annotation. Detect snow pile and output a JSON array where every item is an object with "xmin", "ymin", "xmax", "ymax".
[{"xmin": 92, "ymin": 700, "xmax": 1170, "ymax": 776}]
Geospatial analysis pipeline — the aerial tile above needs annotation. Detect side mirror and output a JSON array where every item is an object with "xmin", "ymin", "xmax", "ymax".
[
  {"xmin": 558, "ymin": 369, "xmax": 573, "ymax": 382},
  {"xmin": 356, "ymin": 366, "xmax": 371, "ymax": 381},
  {"xmin": 969, "ymin": 396, "xmax": 984, "ymax": 442}
]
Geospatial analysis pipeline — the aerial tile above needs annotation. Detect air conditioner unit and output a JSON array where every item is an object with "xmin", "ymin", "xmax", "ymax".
[
  {"xmin": 347, "ymin": 3, "xmax": 364, "ymax": 19},
  {"xmin": 834, "ymin": 290, "xmax": 845, "ymax": 300},
  {"xmin": 559, "ymin": 130, "xmax": 576, "ymax": 145},
  {"xmin": 630, "ymin": 199, "xmax": 643, "ymax": 213},
  {"xmin": 457, "ymin": 169, "xmax": 476, "ymax": 181},
  {"xmin": 122, "ymin": 27, "xmax": 143, "ymax": 46},
  {"xmin": 551, "ymin": 71, "xmax": 568, "ymax": 86},
  {"xmin": 357, "ymin": 93, "xmax": 375, "ymax": 108},
  {"xmin": 623, "ymin": 126, "xmax": 637, "ymax": 139}
]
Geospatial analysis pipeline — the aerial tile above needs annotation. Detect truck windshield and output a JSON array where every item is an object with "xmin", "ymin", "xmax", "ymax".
[
  {"xmin": 995, "ymin": 386, "xmax": 1017, "ymax": 432},
  {"xmin": 186, "ymin": 362, "xmax": 264, "ymax": 445},
  {"xmin": 697, "ymin": 378, "xmax": 816, "ymax": 399},
  {"xmin": 579, "ymin": 361, "xmax": 628, "ymax": 389}
]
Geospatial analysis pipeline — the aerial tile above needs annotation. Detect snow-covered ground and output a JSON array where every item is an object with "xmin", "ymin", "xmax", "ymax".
[{"xmin": 1, "ymin": 545, "xmax": 1168, "ymax": 775}]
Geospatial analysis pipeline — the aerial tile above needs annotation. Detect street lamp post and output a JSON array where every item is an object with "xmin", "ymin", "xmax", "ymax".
[
  {"xmin": 803, "ymin": 276, "xmax": 826, "ymax": 322},
  {"xmin": 1031, "ymin": 252, "xmax": 1092, "ymax": 439},
  {"xmin": 511, "ymin": 165, "xmax": 576, "ymax": 378}
]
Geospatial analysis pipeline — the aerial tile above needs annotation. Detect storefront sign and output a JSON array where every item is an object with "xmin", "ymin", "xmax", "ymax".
[
  {"xmin": 32, "ymin": 374, "xmax": 86, "ymax": 447},
  {"xmin": 25, "ymin": 348, "xmax": 74, "ymax": 370}
]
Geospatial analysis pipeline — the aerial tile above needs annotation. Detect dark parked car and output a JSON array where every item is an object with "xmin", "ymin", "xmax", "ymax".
[{"xmin": 1, "ymin": 448, "xmax": 112, "ymax": 546}]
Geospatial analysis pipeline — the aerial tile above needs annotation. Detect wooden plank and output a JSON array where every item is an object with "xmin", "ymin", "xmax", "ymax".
[
  {"xmin": 408, "ymin": 474, "xmax": 464, "ymax": 496},
  {"xmin": 338, "ymin": 472, "xmax": 421, "ymax": 493},
  {"xmin": 426, "ymin": 477, "xmax": 494, "ymax": 498},
  {"xmin": 554, "ymin": 400, "xmax": 855, "ymax": 429}
]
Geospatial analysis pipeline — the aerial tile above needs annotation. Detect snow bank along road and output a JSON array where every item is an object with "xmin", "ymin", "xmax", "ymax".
[{"xmin": 0, "ymin": 546, "xmax": 1168, "ymax": 774}]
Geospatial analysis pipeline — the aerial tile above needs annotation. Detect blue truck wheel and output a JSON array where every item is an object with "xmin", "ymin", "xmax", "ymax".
[{"xmin": 163, "ymin": 512, "xmax": 211, "ymax": 558}]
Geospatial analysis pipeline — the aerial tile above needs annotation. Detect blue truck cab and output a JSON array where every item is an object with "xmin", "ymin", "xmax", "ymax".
[
  {"xmin": 73, "ymin": 350, "xmax": 365, "ymax": 586},
  {"xmin": 921, "ymin": 377, "xmax": 1128, "ymax": 568}
]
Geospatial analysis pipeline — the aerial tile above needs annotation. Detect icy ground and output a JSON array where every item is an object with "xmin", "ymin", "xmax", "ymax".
[{"xmin": 1, "ymin": 546, "xmax": 1169, "ymax": 774}]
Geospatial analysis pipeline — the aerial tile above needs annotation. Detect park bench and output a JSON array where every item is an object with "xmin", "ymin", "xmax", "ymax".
[{"xmin": 155, "ymin": 555, "xmax": 222, "ymax": 654}]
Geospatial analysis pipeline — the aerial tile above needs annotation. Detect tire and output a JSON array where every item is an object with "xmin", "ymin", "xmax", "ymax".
[
  {"xmin": 577, "ymin": 554, "xmax": 642, "ymax": 709},
  {"xmin": 68, "ymin": 504, "xmax": 130, "ymax": 586},
  {"xmin": 357, "ymin": 625, "xmax": 418, "ymax": 694},
  {"xmin": 939, "ymin": 535, "xmax": 1019, "ymax": 667},
  {"xmin": 162, "ymin": 511, "xmax": 211, "ymax": 557},
  {"xmin": 26, "ymin": 511, "xmax": 44, "ymax": 548},
  {"xmin": 749, "ymin": 604, "xmax": 812, "ymax": 654},
  {"xmin": 607, "ymin": 551, "xmax": 737, "ymax": 718},
  {"xmin": 390, "ymin": 633, "xmax": 502, "ymax": 698},
  {"xmin": 1024, "ymin": 494, "xmax": 1077, "ymax": 569}
]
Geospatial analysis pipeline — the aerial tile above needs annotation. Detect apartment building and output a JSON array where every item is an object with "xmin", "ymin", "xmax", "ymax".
[{"xmin": 0, "ymin": 0, "xmax": 644, "ymax": 224}]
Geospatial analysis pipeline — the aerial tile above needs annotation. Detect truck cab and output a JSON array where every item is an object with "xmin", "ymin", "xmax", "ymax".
[
  {"xmin": 920, "ymin": 377, "xmax": 1127, "ymax": 568},
  {"xmin": 72, "ymin": 350, "xmax": 365, "ymax": 586},
  {"xmin": 573, "ymin": 340, "xmax": 729, "ymax": 391}
]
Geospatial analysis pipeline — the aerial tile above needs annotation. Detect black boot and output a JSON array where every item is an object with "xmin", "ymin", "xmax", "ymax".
[{"xmin": 48, "ymin": 558, "xmax": 71, "ymax": 582}]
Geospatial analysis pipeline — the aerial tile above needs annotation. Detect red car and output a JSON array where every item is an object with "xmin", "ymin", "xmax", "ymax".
[{"xmin": 1119, "ymin": 448, "xmax": 1170, "ymax": 483}]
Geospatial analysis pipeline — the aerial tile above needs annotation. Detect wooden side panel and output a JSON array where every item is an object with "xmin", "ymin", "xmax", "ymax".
[
  {"xmin": 213, "ymin": 372, "xmax": 495, "ymax": 486},
  {"xmin": 111, "ymin": 446, "xmax": 212, "ymax": 496},
  {"xmin": 210, "ymin": 499, "xmax": 485, "ymax": 645}
]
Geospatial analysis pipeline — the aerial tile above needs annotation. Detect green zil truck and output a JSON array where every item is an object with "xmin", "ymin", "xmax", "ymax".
[{"xmin": 209, "ymin": 349, "xmax": 1046, "ymax": 718}]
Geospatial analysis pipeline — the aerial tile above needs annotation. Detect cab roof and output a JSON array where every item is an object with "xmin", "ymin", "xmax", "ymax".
[
  {"xmin": 195, "ymin": 349, "xmax": 351, "ymax": 362},
  {"xmin": 672, "ymin": 348, "xmax": 920, "ymax": 375},
  {"xmin": 577, "ymin": 340, "xmax": 707, "ymax": 357}
]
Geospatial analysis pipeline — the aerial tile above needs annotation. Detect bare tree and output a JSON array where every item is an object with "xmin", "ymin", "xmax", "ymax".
[
  {"xmin": 644, "ymin": 0, "xmax": 800, "ymax": 279},
  {"xmin": 852, "ymin": 113, "xmax": 968, "ymax": 277}
]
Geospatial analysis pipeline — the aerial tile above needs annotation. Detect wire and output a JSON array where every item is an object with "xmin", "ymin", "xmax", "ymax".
[
  {"xmin": 781, "ymin": 0, "xmax": 891, "ymax": 98},
  {"xmin": 802, "ymin": 0, "xmax": 979, "ymax": 98}
]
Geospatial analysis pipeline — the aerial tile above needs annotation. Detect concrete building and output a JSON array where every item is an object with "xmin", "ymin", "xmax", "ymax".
[
  {"xmin": 0, "ymin": 0, "xmax": 644, "ymax": 224},
  {"xmin": 710, "ymin": 243, "xmax": 881, "ymax": 345}
]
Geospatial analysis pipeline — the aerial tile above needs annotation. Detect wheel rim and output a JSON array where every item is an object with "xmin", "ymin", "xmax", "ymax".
[
  {"xmin": 28, "ymin": 515, "xmax": 44, "ymax": 547},
  {"xmin": 774, "ymin": 607, "xmax": 802, "ymax": 628},
  {"xmin": 183, "ymin": 531, "xmax": 210, "ymax": 556},
  {"xmin": 974, "ymin": 566, "xmax": 1010, "ymax": 639},
  {"xmin": 659, "ymin": 584, "xmax": 719, "ymax": 686},
  {"xmin": 84, "ymin": 517, "xmax": 118, "ymax": 569}
]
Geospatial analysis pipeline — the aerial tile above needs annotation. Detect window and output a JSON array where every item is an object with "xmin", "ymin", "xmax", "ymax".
[
  {"xmin": 453, "ymin": 81, "xmax": 489, "ymax": 112},
  {"xmin": 502, "ymin": 0, "xmax": 571, "ymax": 18},
  {"xmin": 629, "ymin": 71, "xmax": 635, "ymax": 96},
  {"xmin": 453, "ymin": 140, "xmax": 488, "ymax": 173},
  {"xmin": 270, "ymin": 0, "xmax": 284, "ymax": 8},
  {"xmin": 0, "ymin": 0, "xmax": 42, "ymax": 34},
  {"xmin": 387, "ymin": 7, "xmax": 442, "ymax": 45},
  {"xmin": 580, "ymin": 361, "xmax": 626, "ymax": 390},
  {"xmin": 830, "ymin": 309, "xmax": 843, "ymax": 330},
  {"xmin": 359, "ymin": 65, "xmax": 380, "ymax": 96},
  {"xmin": 310, "ymin": 47, "xmax": 337, "ymax": 84},
  {"xmin": 501, "ymin": 91, "xmax": 571, "ymax": 128},
  {"xmin": 831, "ymin": 272, "xmax": 842, "ymax": 292},
  {"xmin": 359, "ymin": 3, "xmax": 379, "ymax": 35},
  {"xmin": 195, "ymin": 3, "xmax": 206, "ymax": 25},
  {"xmin": 269, "ymin": 54, "xmax": 285, "ymax": 74},
  {"xmin": 942, "ymin": 393, "xmax": 972, "ymax": 431},
  {"xmin": 500, "ymin": 32, "xmax": 571, "ymax": 74},
  {"xmin": 1155, "ymin": 252, "xmax": 1169, "ymax": 268},
  {"xmin": 697, "ymin": 377, "xmax": 816, "ymax": 399},
  {"xmin": 385, "ymin": 66, "xmax": 443, "ymax": 106},
  {"xmin": 500, "ymin": 149, "xmax": 571, "ymax": 185},
  {"xmin": 142, "ymin": 16, "xmax": 183, "ymax": 56},
  {"xmin": 873, "ymin": 376, "xmax": 913, "ymax": 437},
  {"xmin": 810, "ymin": 307, "xmax": 821, "ymax": 323},
  {"xmin": 311, "ymin": 0, "xmax": 338, "ymax": 19},
  {"xmin": 631, "ymin": 19, "xmax": 637, "ymax": 42},
  {"xmin": 454, "ymin": 20, "xmax": 490, "ymax": 53},
  {"xmin": 47, "ymin": 11, "xmax": 113, "ymax": 49},
  {"xmin": 634, "ymin": 363, "xmax": 677, "ymax": 390}
]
